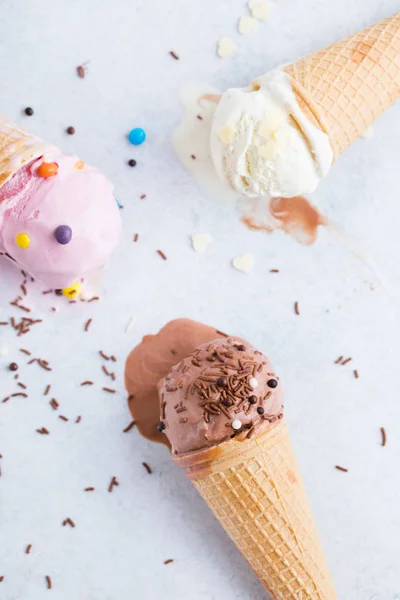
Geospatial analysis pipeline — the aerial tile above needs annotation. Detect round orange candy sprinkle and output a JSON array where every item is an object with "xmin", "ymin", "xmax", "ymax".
[{"xmin": 37, "ymin": 162, "xmax": 58, "ymax": 178}]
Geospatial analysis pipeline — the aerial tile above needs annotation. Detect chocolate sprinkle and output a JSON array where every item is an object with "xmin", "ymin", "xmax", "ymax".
[
  {"xmin": 381, "ymin": 427, "xmax": 387, "ymax": 447},
  {"xmin": 335, "ymin": 465, "xmax": 348, "ymax": 472},
  {"xmin": 108, "ymin": 476, "xmax": 119, "ymax": 492},
  {"xmin": 341, "ymin": 357, "xmax": 352, "ymax": 366},
  {"xmin": 142, "ymin": 462, "xmax": 152, "ymax": 474},
  {"xmin": 25, "ymin": 544, "xmax": 32, "ymax": 554},
  {"xmin": 77, "ymin": 65, "xmax": 85, "ymax": 78},
  {"xmin": 169, "ymin": 50, "xmax": 179, "ymax": 60},
  {"xmin": 84, "ymin": 487, "xmax": 95, "ymax": 492},
  {"xmin": 157, "ymin": 249, "xmax": 167, "ymax": 260},
  {"xmin": 62, "ymin": 517, "xmax": 75, "ymax": 528},
  {"xmin": 84, "ymin": 318, "xmax": 92, "ymax": 332},
  {"xmin": 157, "ymin": 421, "xmax": 166, "ymax": 432},
  {"xmin": 294, "ymin": 301, "xmax": 300, "ymax": 315},
  {"xmin": 354, "ymin": 370, "xmax": 359, "ymax": 379},
  {"xmin": 45, "ymin": 575, "xmax": 52, "ymax": 589},
  {"xmin": 164, "ymin": 559, "xmax": 174, "ymax": 565}
]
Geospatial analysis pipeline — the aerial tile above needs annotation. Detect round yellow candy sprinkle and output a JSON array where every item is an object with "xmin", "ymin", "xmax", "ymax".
[
  {"xmin": 15, "ymin": 233, "xmax": 31, "ymax": 249},
  {"xmin": 62, "ymin": 281, "xmax": 81, "ymax": 299}
]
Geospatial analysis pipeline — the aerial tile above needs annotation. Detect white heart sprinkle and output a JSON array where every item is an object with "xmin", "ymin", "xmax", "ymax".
[
  {"xmin": 250, "ymin": 1, "xmax": 270, "ymax": 21},
  {"xmin": 217, "ymin": 38, "xmax": 237, "ymax": 58},
  {"xmin": 232, "ymin": 254, "xmax": 254, "ymax": 274},
  {"xmin": 249, "ymin": 377, "xmax": 258, "ymax": 389},
  {"xmin": 238, "ymin": 16, "xmax": 259, "ymax": 35},
  {"xmin": 191, "ymin": 233, "xmax": 212, "ymax": 253},
  {"xmin": 232, "ymin": 419, "xmax": 242, "ymax": 430},
  {"xmin": 361, "ymin": 126, "xmax": 374, "ymax": 139}
]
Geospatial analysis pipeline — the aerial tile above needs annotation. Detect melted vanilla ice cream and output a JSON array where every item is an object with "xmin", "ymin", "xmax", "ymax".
[{"xmin": 210, "ymin": 70, "xmax": 333, "ymax": 198}]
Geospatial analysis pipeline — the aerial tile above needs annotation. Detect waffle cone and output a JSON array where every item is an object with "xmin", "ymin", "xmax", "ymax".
[
  {"xmin": 174, "ymin": 422, "xmax": 336, "ymax": 600},
  {"xmin": 284, "ymin": 13, "xmax": 400, "ymax": 159},
  {"xmin": 0, "ymin": 115, "xmax": 58, "ymax": 187}
]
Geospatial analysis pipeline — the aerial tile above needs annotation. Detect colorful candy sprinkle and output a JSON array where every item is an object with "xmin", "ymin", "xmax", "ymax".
[
  {"xmin": 54, "ymin": 225, "xmax": 72, "ymax": 245},
  {"xmin": 37, "ymin": 162, "xmax": 58, "ymax": 178},
  {"xmin": 15, "ymin": 233, "xmax": 30, "ymax": 249},
  {"xmin": 128, "ymin": 128, "xmax": 146, "ymax": 146},
  {"xmin": 62, "ymin": 281, "xmax": 81, "ymax": 299}
]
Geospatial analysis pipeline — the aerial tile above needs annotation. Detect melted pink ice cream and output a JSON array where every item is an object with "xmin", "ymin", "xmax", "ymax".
[{"xmin": 0, "ymin": 155, "xmax": 121, "ymax": 289}]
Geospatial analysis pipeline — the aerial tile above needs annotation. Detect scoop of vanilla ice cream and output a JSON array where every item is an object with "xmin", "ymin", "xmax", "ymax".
[{"xmin": 210, "ymin": 70, "xmax": 333, "ymax": 198}]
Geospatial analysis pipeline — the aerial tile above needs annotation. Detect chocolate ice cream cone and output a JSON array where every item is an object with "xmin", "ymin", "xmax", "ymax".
[{"xmin": 175, "ymin": 421, "xmax": 336, "ymax": 600}]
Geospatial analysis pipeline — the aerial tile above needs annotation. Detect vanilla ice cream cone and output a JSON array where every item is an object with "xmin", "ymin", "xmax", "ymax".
[
  {"xmin": 175, "ymin": 421, "xmax": 336, "ymax": 600},
  {"xmin": 0, "ymin": 114, "xmax": 58, "ymax": 187},
  {"xmin": 284, "ymin": 13, "xmax": 400, "ymax": 159},
  {"xmin": 211, "ymin": 13, "xmax": 400, "ymax": 198}
]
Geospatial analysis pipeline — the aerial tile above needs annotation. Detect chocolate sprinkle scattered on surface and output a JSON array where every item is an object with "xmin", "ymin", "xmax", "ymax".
[
  {"xmin": 0, "ymin": 576, "xmax": 3, "ymax": 582},
  {"xmin": 59, "ymin": 415, "xmax": 69, "ymax": 422},
  {"xmin": 36, "ymin": 427, "xmax": 50, "ymax": 435},
  {"xmin": 20, "ymin": 348, "xmax": 31, "ymax": 355},
  {"xmin": 110, "ymin": 355, "xmax": 117, "ymax": 362},
  {"xmin": 294, "ymin": 301, "xmax": 300, "ymax": 315},
  {"xmin": 75, "ymin": 416, "xmax": 82, "ymax": 423},
  {"xmin": 169, "ymin": 50, "xmax": 180, "ymax": 60},
  {"xmin": 335, "ymin": 356, "xmax": 343, "ymax": 364},
  {"xmin": 62, "ymin": 518, "xmax": 75, "ymax": 528},
  {"xmin": 11, "ymin": 392, "xmax": 28, "ymax": 398},
  {"xmin": 341, "ymin": 357, "xmax": 352, "ymax": 366},
  {"xmin": 103, "ymin": 387, "xmax": 116, "ymax": 393},
  {"xmin": 270, "ymin": 269, "xmax": 279, "ymax": 273},
  {"xmin": 84, "ymin": 487, "xmax": 95, "ymax": 492},
  {"xmin": 50, "ymin": 399, "xmax": 59, "ymax": 410},
  {"xmin": 157, "ymin": 249, "xmax": 167, "ymax": 260},
  {"xmin": 84, "ymin": 318, "xmax": 92, "ymax": 332},
  {"xmin": 164, "ymin": 559, "xmax": 174, "ymax": 565},
  {"xmin": 77, "ymin": 65, "xmax": 85, "ymax": 78},
  {"xmin": 100, "ymin": 350, "xmax": 110, "ymax": 360},
  {"xmin": 0, "ymin": 322, "xmax": 8, "ymax": 326},
  {"xmin": 354, "ymin": 370, "xmax": 359, "ymax": 379},
  {"xmin": 123, "ymin": 421, "xmax": 136, "ymax": 433},
  {"xmin": 87, "ymin": 296, "xmax": 100, "ymax": 303},
  {"xmin": 81, "ymin": 381, "xmax": 93, "ymax": 386},
  {"xmin": 26, "ymin": 544, "xmax": 32, "ymax": 554},
  {"xmin": 196, "ymin": 114, "xmax": 203, "ymax": 120},
  {"xmin": 45, "ymin": 575, "xmax": 52, "ymax": 589},
  {"xmin": 142, "ymin": 462, "xmax": 152, "ymax": 474},
  {"xmin": 133, "ymin": 233, "xmax": 139, "ymax": 242},
  {"xmin": 335, "ymin": 465, "xmax": 348, "ymax": 472},
  {"xmin": 140, "ymin": 194, "xmax": 146, "ymax": 199},
  {"xmin": 381, "ymin": 427, "xmax": 387, "ymax": 447},
  {"xmin": 108, "ymin": 476, "xmax": 119, "ymax": 492}
]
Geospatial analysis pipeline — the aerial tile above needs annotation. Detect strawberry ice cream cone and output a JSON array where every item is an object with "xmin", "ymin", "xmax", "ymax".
[{"xmin": 0, "ymin": 115, "xmax": 121, "ymax": 297}]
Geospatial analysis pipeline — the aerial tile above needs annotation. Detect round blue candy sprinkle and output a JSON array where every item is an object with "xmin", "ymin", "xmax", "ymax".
[
  {"xmin": 54, "ymin": 225, "xmax": 72, "ymax": 245},
  {"xmin": 128, "ymin": 128, "xmax": 146, "ymax": 146}
]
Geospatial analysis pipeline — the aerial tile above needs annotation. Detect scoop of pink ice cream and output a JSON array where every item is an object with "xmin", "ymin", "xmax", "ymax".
[
  {"xmin": 158, "ymin": 338, "xmax": 284, "ymax": 455},
  {"xmin": 0, "ymin": 155, "xmax": 121, "ymax": 290}
]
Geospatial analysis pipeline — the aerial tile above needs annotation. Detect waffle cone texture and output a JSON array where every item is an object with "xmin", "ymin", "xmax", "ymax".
[
  {"xmin": 284, "ymin": 13, "xmax": 400, "ymax": 159},
  {"xmin": 0, "ymin": 115, "xmax": 57, "ymax": 187},
  {"xmin": 175, "ymin": 422, "xmax": 336, "ymax": 600}
]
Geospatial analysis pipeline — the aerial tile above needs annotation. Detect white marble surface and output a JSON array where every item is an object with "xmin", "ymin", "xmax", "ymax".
[{"xmin": 1, "ymin": 1, "xmax": 400, "ymax": 599}]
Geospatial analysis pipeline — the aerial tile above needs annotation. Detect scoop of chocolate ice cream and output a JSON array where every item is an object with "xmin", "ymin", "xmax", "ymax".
[{"xmin": 158, "ymin": 338, "xmax": 283, "ymax": 455}]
